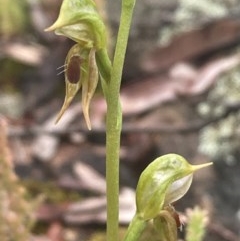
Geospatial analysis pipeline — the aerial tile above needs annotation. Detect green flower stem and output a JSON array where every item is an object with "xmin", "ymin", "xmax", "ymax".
[
  {"xmin": 96, "ymin": 48, "xmax": 111, "ymax": 87},
  {"xmin": 123, "ymin": 214, "xmax": 147, "ymax": 241},
  {"xmin": 105, "ymin": 0, "xmax": 136, "ymax": 240}
]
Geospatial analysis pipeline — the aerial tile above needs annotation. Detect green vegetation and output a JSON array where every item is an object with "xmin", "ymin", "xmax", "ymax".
[{"xmin": 45, "ymin": 0, "xmax": 214, "ymax": 240}]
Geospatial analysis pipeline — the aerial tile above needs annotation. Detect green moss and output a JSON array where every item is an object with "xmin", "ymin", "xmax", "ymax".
[
  {"xmin": 198, "ymin": 66, "xmax": 240, "ymax": 161},
  {"xmin": 159, "ymin": 0, "xmax": 237, "ymax": 46}
]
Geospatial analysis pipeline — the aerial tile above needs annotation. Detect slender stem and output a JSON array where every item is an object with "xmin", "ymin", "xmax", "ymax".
[
  {"xmin": 123, "ymin": 214, "xmax": 147, "ymax": 241},
  {"xmin": 105, "ymin": 0, "xmax": 136, "ymax": 240},
  {"xmin": 96, "ymin": 48, "xmax": 111, "ymax": 86}
]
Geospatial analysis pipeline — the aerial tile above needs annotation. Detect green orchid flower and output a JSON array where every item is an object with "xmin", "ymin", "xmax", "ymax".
[
  {"xmin": 45, "ymin": 0, "xmax": 110, "ymax": 129},
  {"xmin": 136, "ymin": 154, "xmax": 212, "ymax": 220},
  {"xmin": 124, "ymin": 153, "xmax": 212, "ymax": 241}
]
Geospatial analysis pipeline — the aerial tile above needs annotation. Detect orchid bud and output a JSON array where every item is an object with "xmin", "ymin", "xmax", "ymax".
[{"xmin": 136, "ymin": 154, "xmax": 212, "ymax": 221}]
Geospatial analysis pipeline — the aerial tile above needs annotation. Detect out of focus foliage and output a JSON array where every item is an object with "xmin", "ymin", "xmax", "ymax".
[
  {"xmin": 186, "ymin": 207, "xmax": 208, "ymax": 241},
  {"xmin": 0, "ymin": 0, "xmax": 29, "ymax": 39}
]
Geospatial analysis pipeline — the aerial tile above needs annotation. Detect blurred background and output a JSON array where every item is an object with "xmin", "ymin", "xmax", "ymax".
[{"xmin": 0, "ymin": 0, "xmax": 240, "ymax": 240}]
